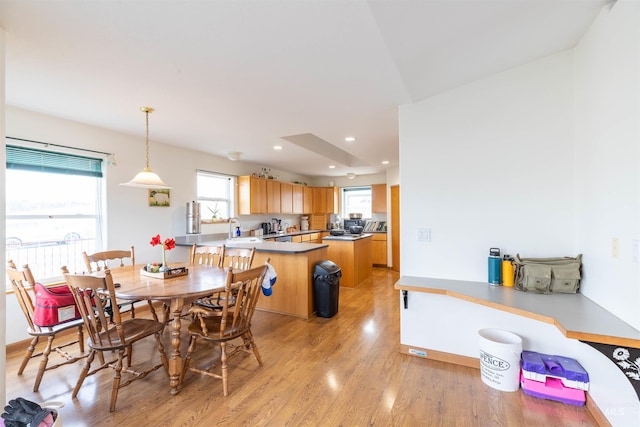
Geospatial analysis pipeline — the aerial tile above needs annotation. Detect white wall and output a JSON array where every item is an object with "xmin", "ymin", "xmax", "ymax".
[
  {"xmin": 573, "ymin": 0, "xmax": 640, "ymax": 330},
  {"xmin": 400, "ymin": 50, "xmax": 575, "ymax": 281}
]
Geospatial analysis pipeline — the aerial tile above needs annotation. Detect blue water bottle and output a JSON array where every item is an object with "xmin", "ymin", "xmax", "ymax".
[{"xmin": 488, "ymin": 248, "xmax": 502, "ymax": 285}]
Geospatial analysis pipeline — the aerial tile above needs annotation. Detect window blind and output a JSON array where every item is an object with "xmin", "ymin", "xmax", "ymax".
[{"xmin": 6, "ymin": 145, "xmax": 103, "ymax": 177}]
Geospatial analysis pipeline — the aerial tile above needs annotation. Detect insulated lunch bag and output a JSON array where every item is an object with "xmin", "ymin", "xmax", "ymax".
[{"xmin": 33, "ymin": 283, "xmax": 81, "ymax": 327}]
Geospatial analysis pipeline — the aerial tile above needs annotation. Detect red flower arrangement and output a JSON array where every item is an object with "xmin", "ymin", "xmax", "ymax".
[{"xmin": 150, "ymin": 234, "xmax": 176, "ymax": 269}]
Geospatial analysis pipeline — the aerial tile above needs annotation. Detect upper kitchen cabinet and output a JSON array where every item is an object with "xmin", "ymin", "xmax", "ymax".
[
  {"xmin": 292, "ymin": 184, "xmax": 304, "ymax": 214},
  {"xmin": 303, "ymin": 186, "xmax": 313, "ymax": 214},
  {"xmin": 372, "ymin": 184, "xmax": 387, "ymax": 213},
  {"xmin": 238, "ymin": 176, "xmax": 267, "ymax": 214},
  {"xmin": 280, "ymin": 182, "xmax": 293, "ymax": 214},
  {"xmin": 267, "ymin": 179, "xmax": 281, "ymax": 214},
  {"xmin": 313, "ymin": 187, "xmax": 337, "ymax": 214}
]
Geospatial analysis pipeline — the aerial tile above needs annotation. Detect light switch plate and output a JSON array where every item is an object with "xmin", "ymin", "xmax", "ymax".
[{"xmin": 417, "ymin": 228, "xmax": 431, "ymax": 242}]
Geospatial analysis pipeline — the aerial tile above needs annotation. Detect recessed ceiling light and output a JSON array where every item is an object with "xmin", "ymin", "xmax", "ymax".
[
  {"xmin": 329, "ymin": 165, "xmax": 335, "ymax": 169},
  {"xmin": 345, "ymin": 137, "xmax": 356, "ymax": 142},
  {"xmin": 273, "ymin": 145, "xmax": 283, "ymax": 150},
  {"xmin": 382, "ymin": 160, "xmax": 389, "ymax": 165}
]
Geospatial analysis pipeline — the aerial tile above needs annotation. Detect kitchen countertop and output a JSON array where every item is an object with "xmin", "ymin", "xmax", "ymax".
[
  {"xmin": 322, "ymin": 233, "xmax": 373, "ymax": 241},
  {"xmin": 175, "ymin": 233, "xmax": 327, "ymax": 254}
]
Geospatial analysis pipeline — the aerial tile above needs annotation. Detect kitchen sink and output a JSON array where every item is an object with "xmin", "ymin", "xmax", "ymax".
[{"xmin": 226, "ymin": 237, "xmax": 263, "ymax": 244}]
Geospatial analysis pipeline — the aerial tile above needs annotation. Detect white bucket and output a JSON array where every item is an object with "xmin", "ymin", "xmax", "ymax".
[{"xmin": 478, "ymin": 328, "xmax": 522, "ymax": 392}]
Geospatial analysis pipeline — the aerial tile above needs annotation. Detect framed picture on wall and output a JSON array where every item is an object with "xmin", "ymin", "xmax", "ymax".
[{"xmin": 149, "ymin": 189, "xmax": 170, "ymax": 207}]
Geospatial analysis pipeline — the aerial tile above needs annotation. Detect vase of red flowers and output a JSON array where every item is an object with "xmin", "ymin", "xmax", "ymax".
[{"xmin": 150, "ymin": 234, "xmax": 176, "ymax": 271}]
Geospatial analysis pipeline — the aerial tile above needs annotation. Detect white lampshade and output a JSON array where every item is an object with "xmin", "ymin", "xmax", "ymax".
[{"xmin": 121, "ymin": 167, "xmax": 170, "ymax": 189}]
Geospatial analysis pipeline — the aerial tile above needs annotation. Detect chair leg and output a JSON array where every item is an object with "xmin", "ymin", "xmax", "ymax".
[
  {"xmin": 18, "ymin": 336, "xmax": 39, "ymax": 375},
  {"xmin": 73, "ymin": 349, "xmax": 96, "ymax": 398},
  {"xmin": 179, "ymin": 336, "xmax": 197, "ymax": 385},
  {"xmin": 243, "ymin": 330, "xmax": 263, "ymax": 366},
  {"xmin": 77, "ymin": 325, "xmax": 85, "ymax": 354},
  {"xmin": 33, "ymin": 335, "xmax": 54, "ymax": 392},
  {"xmin": 110, "ymin": 349, "xmax": 125, "ymax": 412},
  {"xmin": 220, "ymin": 342, "xmax": 228, "ymax": 397},
  {"xmin": 155, "ymin": 332, "xmax": 169, "ymax": 373},
  {"xmin": 126, "ymin": 344, "xmax": 132, "ymax": 368},
  {"xmin": 129, "ymin": 303, "xmax": 136, "ymax": 319}
]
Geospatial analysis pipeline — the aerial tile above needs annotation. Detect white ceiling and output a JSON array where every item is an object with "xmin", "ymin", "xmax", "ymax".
[{"xmin": 0, "ymin": 0, "xmax": 610, "ymax": 178}]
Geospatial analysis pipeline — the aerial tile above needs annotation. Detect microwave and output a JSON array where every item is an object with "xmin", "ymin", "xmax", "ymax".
[{"xmin": 344, "ymin": 219, "xmax": 365, "ymax": 229}]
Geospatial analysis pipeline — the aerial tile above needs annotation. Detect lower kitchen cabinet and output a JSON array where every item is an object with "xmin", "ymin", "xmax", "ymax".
[{"xmin": 372, "ymin": 233, "xmax": 388, "ymax": 266}]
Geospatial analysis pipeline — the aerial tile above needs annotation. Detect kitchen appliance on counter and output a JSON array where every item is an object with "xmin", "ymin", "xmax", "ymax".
[
  {"xmin": 344, "ymin": 218, "xmax": 365, "ymax": 229},
  {"xmin": 348, "ymin": 225, "xmax": 364, "ymax": 235},
  {"xmin": 186, "ymin": 201, "xmax": 201, "ymax": 234},
  {"xmin": 328, "ymin": 214, "xmax": 342, "ymax": 230},
  {"xmin": 261, "ymin": 222, "xmax": 272, "ymax": 235},
  {"xmin": 271, "ymin": 218, "xmax": 282, "ymax": 233}
]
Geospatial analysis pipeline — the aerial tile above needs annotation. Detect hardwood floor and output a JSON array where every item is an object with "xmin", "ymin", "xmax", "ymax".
[{"xmin": 5, "ymin": 268, "xmax": 599, "ymax": 426}]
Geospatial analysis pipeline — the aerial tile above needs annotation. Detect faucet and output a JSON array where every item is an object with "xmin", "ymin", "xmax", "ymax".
[{"xmin": 229, "ymin": 217, "xmax": 241, "ymax": 239}]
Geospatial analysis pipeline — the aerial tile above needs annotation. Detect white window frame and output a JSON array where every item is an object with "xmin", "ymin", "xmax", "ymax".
[{"xmin": 196, "ymin": 170, "xmax": 236, "ymax": 221}]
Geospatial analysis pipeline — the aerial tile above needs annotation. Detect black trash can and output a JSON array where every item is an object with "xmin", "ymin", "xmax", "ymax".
[{"xmin": 313, "ymin": 260, "xmax": 342, "ymax": 318}]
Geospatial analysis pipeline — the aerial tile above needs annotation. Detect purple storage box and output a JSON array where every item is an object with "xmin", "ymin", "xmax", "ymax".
[{"xmin": 521, "ymin": 350, "xmax": 589, "ymax": 391}]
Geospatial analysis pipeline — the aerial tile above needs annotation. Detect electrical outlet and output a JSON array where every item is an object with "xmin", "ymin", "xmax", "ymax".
[{"xmin": 612, "ymin": 237, "xmax": 620, "ymax": 259}]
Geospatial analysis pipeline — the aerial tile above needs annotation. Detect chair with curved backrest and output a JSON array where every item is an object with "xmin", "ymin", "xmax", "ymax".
[
  {"xmin": 192, "ymin": 246, "xmax": 256, "ymax": 312},
  {"xmin": 63, "ymin": 269, "xmax": 169, "ymax": 412},
  {"xmin": 83, "ymin": 247, "xmax": 135, "ymax": 272},
  {"xmin": 221, "ymin": 246, "xmax": 256, "ymax": 270},
  {"xmin": 82, "ymin": 247, "xmax": 138, "ymax": 319},
  {"xmin": 190, "ymin": 243, "xmax": 225, "ymax": 267},
  {"xmin": 6, "ymin": 260, "xmax": 85, "ymax": 392},
  {"xmin": 180, "ymin": 264, "xmax": 268, "ymax": 396}
]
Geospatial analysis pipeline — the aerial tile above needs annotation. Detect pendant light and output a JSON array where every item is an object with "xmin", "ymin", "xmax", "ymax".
[{"xmin": 121, "ymin": 106, "xmax": 171, "ymax": 189}]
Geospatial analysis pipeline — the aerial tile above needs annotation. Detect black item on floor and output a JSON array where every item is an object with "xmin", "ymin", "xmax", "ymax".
[{"xmin": 313, "ymin": 261, "xmax": 342, "ymax": 318}]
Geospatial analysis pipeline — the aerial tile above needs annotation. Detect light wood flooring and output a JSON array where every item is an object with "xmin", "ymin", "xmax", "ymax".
[{"xmin": 5, "ymin": 268, "xmax": 599, "ymax": 426}]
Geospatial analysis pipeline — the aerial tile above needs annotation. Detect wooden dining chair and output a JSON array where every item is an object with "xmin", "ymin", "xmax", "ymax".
[
  {"xmin": 82, "ymin": 247, "xmax": 139, "ymax": 319},
  {"xmin": 6, "ymin": 260, "xmax": 86, "ymax": 392},
  {"xmin": 64, "ymin": 269, "xmax": 169, "ymax": 412},
  {"xmin": 190, "ymin": 243, "xmax": 225, "ymax": 267},
  {"xmin": 180, "ymin": 264, "xmax": 268, "ymax": 396},
  {"xmin": 192, "ymin": 247, "xmax": 257, "ymax": 313},
  {"xmin": 221, "ymin": 246, "xmax": 256, "ymax": 270}
]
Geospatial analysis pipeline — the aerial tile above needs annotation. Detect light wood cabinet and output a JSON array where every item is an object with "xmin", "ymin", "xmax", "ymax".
[
  {"xmin": 372, "ymin": 233, "xmax": 388, "ymax": 266},
  {"xmin": 291, "ymin": 235, "xmax": 303, "ymax": 243},
  {"xmin": 267, "ymin": 180, "xmax": 281, "ymax": 214},
  {"xmin": 292, "ymin": 184, "xmax": 304, "ymax": 214},
  {"xmin": 372, "ymin": 184, "xmax": 387, "ymax": 213},
  {"xmin": 280, "ymin": 182, "xmax": 293, "ymax": 214},
  {"xmin": 303, "ymin": 186, "xmax": 313, "ymax": 213},
  {"xmin": 238, "ymin": 176, "xmax": 267, "ymax": 214},
  {"xmin": 326, "ymin": 187, "xmax": 337, "ymax": 214},
  {"xmin": 313, "ymin": 187, "xmax": 326, "ymax": 214}
]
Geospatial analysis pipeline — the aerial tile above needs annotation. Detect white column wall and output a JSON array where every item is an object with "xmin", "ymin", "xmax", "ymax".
[{"xmin": 573, "ymin": 0, "xmax": 640, "ymax": 329}]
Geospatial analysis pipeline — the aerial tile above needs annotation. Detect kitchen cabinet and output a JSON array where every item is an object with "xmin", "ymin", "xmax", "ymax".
[
  {"xmin": 280, "ymin": 182, "xmax": 293, "ymax": 214},
  {"xmin": 303, "ymin": 186, "xmax": 313, "ymax": 214},
  {"xmin": 267, "ymin": 180, "xmax": 281, "ymax": 214},
  {"xmin": 323, "ymin": 234, "xmax": 373, "ymax": 287},
  {"xmin": 238, "ymin": 176, "xmax": 267, "ymax": 214},
  {"xmin": 312, "ymin": 187, "xmax": 326, "ymax": 214},
  {"xmin": 372, "ymin": 184, "xmax": 387, "ymax": 213},
  {"xmin": 326, "ymin": 187, "xmax": 337, "ymax": 214},
  {"xmin": 292, "ymin": 184, "xmax": 304, "ymax": 214},
  {"xmin": 372, "ymin": 233, "xmax": 388, "ymax": 265}
]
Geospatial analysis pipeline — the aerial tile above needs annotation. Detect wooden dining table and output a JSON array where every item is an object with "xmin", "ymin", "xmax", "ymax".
[{"xmin": 107, "ymin": 263, "xmax": 228, "ymax": 394}]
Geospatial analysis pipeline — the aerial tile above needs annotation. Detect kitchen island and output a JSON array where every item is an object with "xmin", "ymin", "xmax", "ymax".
[
  {"xmin": 176, "ymin": 235, "xmax": 327, "ymax": 318},
  {"xmin": 322, "ymin": 233, "xmax": 373, "ymax": 287}
]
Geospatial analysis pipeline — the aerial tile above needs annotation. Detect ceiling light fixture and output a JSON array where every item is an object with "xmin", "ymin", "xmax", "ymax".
[
  {"xmin": 346, "ymin": 173, "xmax": 356, "ymax": 179},
  {"xmin": 329, "ymin": 165, "xmax": 335, "ymax": 169},
  {"xmin": 121, "ymin": 107, "xmax": 171, "ymax": 189},
  {"xmin": 273, "ymin": 145, "xmax": 283, "ymax": 150},
  {"xmin": 227, "ymin": 151, "xmax": 241, "ymax": 161},
  {"xmin": 345, "ymin": 137, "xmax": 356, "ymax": 142},
  {"xmin": 382, "ymin": 160, "xmax": 389, "ymax": 165}
]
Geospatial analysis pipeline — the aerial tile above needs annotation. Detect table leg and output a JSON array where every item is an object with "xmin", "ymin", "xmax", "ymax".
[{"xmin": 168, "ymin": 298, "xmax": 185, "ymax": 394}]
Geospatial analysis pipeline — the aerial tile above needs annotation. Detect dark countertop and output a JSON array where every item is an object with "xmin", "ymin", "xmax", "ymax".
[
  {"xmin": 175, "ymin": 233, "xmax": 328, "ymax": 254},
  {"xmin": 322, "ymin": 233, "xmax": 373, "ymax": 241}
]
